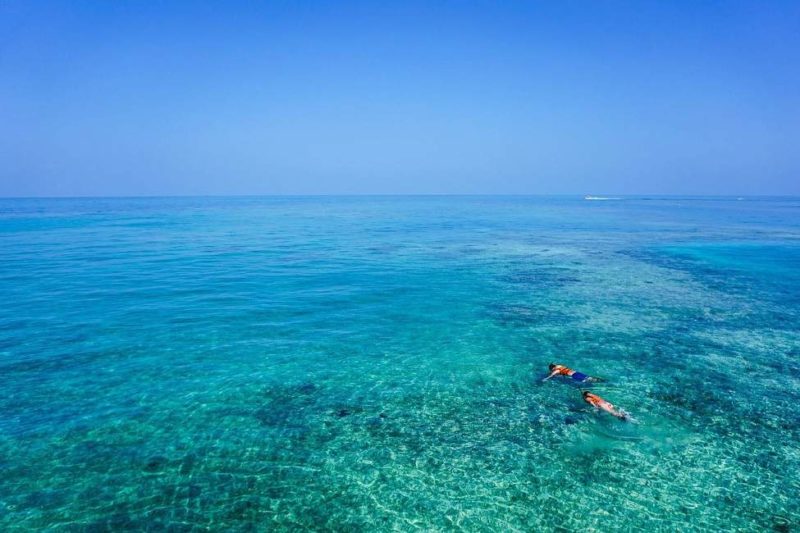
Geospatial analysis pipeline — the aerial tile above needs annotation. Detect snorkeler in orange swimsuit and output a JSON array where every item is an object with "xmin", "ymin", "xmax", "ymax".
[
  {"xmin": 542, "ymin": 363, "xmax": 603, "ymax": 383},
  {"xmin": 582, "ymin": 391, "xmax": 632, "ymax": 422}
]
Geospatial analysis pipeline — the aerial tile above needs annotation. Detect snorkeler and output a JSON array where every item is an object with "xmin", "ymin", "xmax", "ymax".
[
  {"xmin": 542, "ymin": 363, "xmax": 603, "ymax": 383},
  {"xmin": 582, "ymin": 391, "xmax": 633, "ymax": 422}
]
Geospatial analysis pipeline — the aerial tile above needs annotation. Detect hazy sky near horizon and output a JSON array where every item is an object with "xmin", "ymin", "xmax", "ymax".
[{"xmin": 1, "ymin": 1, "xmax": 799, "ymax": 196}]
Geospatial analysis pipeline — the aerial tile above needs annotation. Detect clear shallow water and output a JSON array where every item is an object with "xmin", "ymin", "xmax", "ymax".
[{"xmin": 0, "ymin": 196, "xmax": 798, "ymax": 531}]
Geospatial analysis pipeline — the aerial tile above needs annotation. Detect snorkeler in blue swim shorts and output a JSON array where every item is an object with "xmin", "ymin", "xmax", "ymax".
[{"xmin": 542, "ymin": 363, "xmax": 603, "ymax": 383}]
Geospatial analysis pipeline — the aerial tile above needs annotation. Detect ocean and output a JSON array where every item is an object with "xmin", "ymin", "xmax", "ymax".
[{"xmin": 1, "ymin": 196, "xmax": 798, "ymax": 531}]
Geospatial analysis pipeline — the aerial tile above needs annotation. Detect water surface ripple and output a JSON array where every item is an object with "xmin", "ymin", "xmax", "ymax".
[{"xmin": 0, "ymin": 196, "xmax": 798, "ymax": 531}]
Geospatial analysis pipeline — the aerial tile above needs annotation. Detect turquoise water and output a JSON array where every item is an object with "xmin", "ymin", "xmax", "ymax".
[{"xmin": 1, "ymin": 196, "xmax": 798, "ymax": 531}]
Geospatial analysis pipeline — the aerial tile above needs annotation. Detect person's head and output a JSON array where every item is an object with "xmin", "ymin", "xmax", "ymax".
[
  {"xmin": 582, "ymin": 390, "xmax": 592, "ymax": 399},
  {"xmin": 549, "ymin": 363, "xmax": 556, "ymax": 371}
]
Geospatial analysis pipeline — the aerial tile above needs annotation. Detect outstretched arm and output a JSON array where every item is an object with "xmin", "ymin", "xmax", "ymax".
[{"xmin": 542, "ymin": 370, "xmax": 559, "ymax": 382}]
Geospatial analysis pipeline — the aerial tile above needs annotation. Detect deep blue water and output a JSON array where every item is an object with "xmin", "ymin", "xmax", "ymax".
[{"xmin": 0, "ymin": 196, "xmax": 798, "ymax": 531}]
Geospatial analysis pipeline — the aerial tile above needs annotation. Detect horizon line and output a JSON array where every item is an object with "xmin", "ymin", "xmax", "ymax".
[{"xmin": 1, "ymin": 193, "xmax": 799, "ymax": 200}]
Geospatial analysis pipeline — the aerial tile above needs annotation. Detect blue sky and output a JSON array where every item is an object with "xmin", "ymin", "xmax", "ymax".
[{"xmin": 1, "ymin": 1, "xmax": 798, "ymax": 196}]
